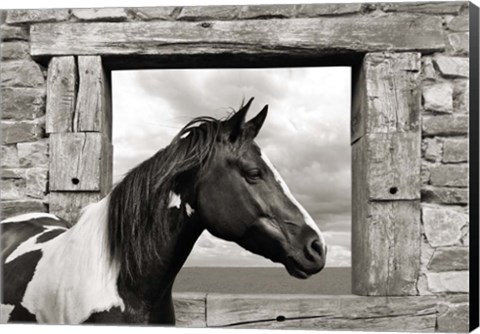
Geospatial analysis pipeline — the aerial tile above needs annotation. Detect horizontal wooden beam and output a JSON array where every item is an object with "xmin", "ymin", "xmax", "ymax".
[
  {"xmin": 205, "ymin": 294, "xmax": 438, "ymax": 331},
  {"xmin": 172, "ymin": 293, "xmax": 468, "ymax": 331},
  {"xmin": 173, "ymin": 293, "xmax": 207, "ymax": 328},
  {"xmin": 30, "ymin": 15, "xmax": 444, "ymax": 60}
]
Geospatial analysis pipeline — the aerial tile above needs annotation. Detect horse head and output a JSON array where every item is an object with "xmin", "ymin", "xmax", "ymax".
[{"xmin": 196, "ymin": 98, "xmax": 327, "ymax": 278}]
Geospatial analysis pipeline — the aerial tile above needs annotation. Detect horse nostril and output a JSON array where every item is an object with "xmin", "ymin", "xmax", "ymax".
[
  {"xmin": 311, "ymin": 239, "xmax": 323, "ymax": 256},
  {"xmin": 304, "ymin": 238, "xmax": 324, "ymax": 262}
]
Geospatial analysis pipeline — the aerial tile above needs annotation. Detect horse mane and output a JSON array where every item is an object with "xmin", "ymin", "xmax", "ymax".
[{"xmin": 107, "ymin": 116, "xmax": 221, "ymax": 281}]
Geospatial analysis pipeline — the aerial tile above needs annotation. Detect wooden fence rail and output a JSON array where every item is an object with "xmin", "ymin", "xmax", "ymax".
[{"xmin": 172, "ymin": 293, "xmax": 468, "ymax": 332}]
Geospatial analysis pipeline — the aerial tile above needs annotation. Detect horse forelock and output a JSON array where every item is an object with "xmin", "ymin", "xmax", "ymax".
[{"xmin": 107, "ymin": 116, "xmax": 221, "ymax": 282}]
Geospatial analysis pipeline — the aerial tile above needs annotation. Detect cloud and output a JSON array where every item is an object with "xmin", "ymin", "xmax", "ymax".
[
  {"xmin": 112, "ymin": 67, "xmax": 352, "ymax": 267},
  {"xmin": 134, "ymin": 68, "xmax": 293, "ymax": 118},
  {"xmin": 325, "ymin": 245, "xmax": 351, "ymax": 267},
  {"xmin": 322, "ymin": 231, "xmax": 351, "ymax": 250}
]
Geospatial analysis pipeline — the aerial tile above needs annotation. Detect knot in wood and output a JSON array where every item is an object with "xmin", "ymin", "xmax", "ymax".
[{"xmin": 389, "ymin": 186, "xmax": 398, "ymax": 195}]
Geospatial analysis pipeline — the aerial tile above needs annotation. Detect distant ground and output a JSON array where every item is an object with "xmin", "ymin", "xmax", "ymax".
[{"xmin": 173, "ymin": 267, "xmax": 351, "ymax": 295}]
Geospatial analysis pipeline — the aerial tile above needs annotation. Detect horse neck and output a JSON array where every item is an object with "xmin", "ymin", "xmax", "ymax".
[{"xmin": 113, "ymin": 171, "xmax": 205, "ymax": 307}]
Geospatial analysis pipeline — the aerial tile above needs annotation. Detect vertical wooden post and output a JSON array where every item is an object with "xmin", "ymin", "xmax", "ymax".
[
  {"xmin": 48, "ymin": 56, "xmax": 112, "ymax": 223},
  {"xmin": 45, "ymin": 56, "xmax": 77, "ymax": 133},
  {"xmin": 352, "ymin": 53, "xmax": 421, "ymax": 296},
  {"xmin": 74, "ymin": 56, "xmax": 112, "ymax": 139},
  {"xmin": 50, "ymin": 132, "xmax": 110, "ymax": 192}
]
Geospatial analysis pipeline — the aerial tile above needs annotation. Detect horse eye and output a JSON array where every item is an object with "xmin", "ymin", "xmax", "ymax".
[{"xmin": 245, "ymin": 168, "xmax": 262, "ymax": 181}]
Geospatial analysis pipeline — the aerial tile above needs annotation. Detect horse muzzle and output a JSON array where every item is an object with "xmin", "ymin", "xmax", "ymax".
[{"xmin": 284, "ymin": 237, "xmax": 327, "ymax": 279}]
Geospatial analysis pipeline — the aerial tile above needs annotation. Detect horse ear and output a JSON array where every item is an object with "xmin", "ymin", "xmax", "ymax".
[
  {"xmin": 225, "ymin": 97, "xmax": 254, "ymax": 142},
  {"xmin": 245, "ymin": 105, "xmax": 268, "ymax": 139}
]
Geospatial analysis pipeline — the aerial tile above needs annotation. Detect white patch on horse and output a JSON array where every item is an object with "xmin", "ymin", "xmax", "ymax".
[
  {"xmin": 5, "ymin": 225, "xmax": 67, "ymax": 264},
  {"xmin": 260, "ymin": 151, "xmax": 326, "ymax": 249},
  {"xmin": 0, "ymin": 304, "xmax": 15, "ymax": 323},
  {"xmin": 185, "ymin": 203, "xmax": 195, "ymax": 217},
  {"xmin": 1, "ymin": 212, "xmax": 60, "ymax": 224},
  {"xmin": 168, "ymin": 191, "xmax": 182, "ymax": 209},
  {"xmin": 21, "ymin": 196, "xmax": 125, "ymax": 324}
]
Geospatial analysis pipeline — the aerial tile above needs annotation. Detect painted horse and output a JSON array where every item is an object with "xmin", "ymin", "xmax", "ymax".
[{"xmin": 1, "ymin": 98, "xmax": 327, "ymax": 324}]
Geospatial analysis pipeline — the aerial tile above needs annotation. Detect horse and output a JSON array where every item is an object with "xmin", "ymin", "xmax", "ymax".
[{"xmin": 1, "ymin": 98, "xmax": 327, "ymax": 324}]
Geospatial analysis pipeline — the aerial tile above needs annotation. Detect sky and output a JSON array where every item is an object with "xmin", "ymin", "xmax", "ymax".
[{"xmin": 112, "ymin": 67, "xmax": 351, "ymax": 267}]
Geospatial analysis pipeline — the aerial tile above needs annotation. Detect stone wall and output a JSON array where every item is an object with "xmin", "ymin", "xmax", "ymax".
[
  {"xmin": 0, "ymin": 2, "xmax": 472, "ymax": 331},
  {"xmin": 1, "ymin": 18, "xmax": 48, "ymax": 218},
  {"xmin": 416, "ymin": 8, "xmax": 470, "ymax": 322},
  {"xmin": 416, "ymin": 8, "xmax": 470, "ymax": 299}
]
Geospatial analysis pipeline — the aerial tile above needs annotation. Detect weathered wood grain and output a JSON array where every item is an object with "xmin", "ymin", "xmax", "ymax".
[
  {"xmin": 367, "ymin": 132, "xmax": 421, "ymax": 200},
  {"xmin": 173, "ymin": 293, "xmax": 206, "ymax": 327},
  {"xmin": 103, "ymin": 140, "xmax": 113, "ymax": 193},
  {"xmin": 352, "ymin": 200, "xmax": 421, "ymax": 296},
  {"xmin": 49, "ymin": 133, "xmax": 110, "ymax": 191},
  {"xmin": 45, "ymin": 56, "xmax": 77, "ymax": 133},
  {"xmin": 351, "ymin": 52, "xmax": 422, "ymax": 296},
  {"xmin": 30, "ymin": 15, "xmax": 444, "ymax": 58},
  {"xmin": 351, "ymin": 62, "xmax": 367, "ymax": 143},
  {"xmin": 352, "ymin": 133, "xmax": 420, "ymax": 202},
  {"xmin": 351, "ymin": 134, "xmax": 368, "ymax": 294},
  {"xmin": 353, "ymin": 135, "xmax": 421, "ymax": 295},
  {"xmin": 352, "ymin": 52, "xmax": 421, "ymax": 143},
  {"xmin": 382, "ymin": 1, "xmax": 465, "ymax": 15},
  {"xmin": 48, "ymin": 192, "xmax": 102, "ymax": 224},
  {"xmin": 74, "ymin": 56, "xmax": 112, "ymax": 138},
  {"xmin": 206, "ymin": 294, "xmax": 438, "ymax": 331}
]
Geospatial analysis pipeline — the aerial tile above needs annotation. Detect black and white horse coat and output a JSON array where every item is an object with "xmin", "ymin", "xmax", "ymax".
[{"xmin": 1, "ymin": 99, "xmax": 327, "ymax": 324}]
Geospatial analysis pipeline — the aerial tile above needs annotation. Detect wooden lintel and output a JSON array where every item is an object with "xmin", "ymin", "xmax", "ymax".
[{"xmin": 31, "ymin": 15, "xmax": 444, "ymax": 59}]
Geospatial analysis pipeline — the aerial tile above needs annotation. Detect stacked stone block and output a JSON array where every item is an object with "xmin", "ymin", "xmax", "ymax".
[
  {"xmin": 419, "ymin": 7, "xmax": 470, "ymax": 300},
  {"xmin": 1, "ymin": 22, "xmax": 49, "ymax": 217}
]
